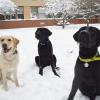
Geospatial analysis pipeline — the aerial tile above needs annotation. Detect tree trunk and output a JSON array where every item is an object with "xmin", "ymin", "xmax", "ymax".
[
  {"xmin": 62, "ymin": 18, "xmax": 65, "ymax": 29},
  {"xmin": 15, "ymin": 10, "xmax": 18, "ymax": 19},
  {"xmin": 86, "ymin": 18, "xmax": 89, "ymax": 27},
  {"xmin": 62, "ymin": 24, "xmax": 65, "ymax": 29}
]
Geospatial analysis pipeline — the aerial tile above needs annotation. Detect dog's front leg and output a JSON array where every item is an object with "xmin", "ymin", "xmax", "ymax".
[
  {"xmin": 38, "ymin": 56, "xmax": 44, "ymax": 76},
  {"xmin": 13, "ymin": 71, "xmax": 19, "ymax": 87},
  {"xmin": 67, "ymin": 76, "xmax": 79, "ymax": 100},
  {"xmin": 2, "ymin": 71, "xmax": 8, "ymax": 91},
  {"xmin": 39, "ymin": 67, "xmax": 43, "ymax": 75}
]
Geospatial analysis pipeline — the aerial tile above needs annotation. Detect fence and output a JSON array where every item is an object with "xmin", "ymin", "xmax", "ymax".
[{"xmin": 0, "ymin": 18, "xmax": 99, "ymax": 29}]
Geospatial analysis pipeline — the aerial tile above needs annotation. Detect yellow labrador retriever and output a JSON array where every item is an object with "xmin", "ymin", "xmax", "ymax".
[{"xmin": 0, "ymin": 36, "xmax": 19, "ymax": 91}]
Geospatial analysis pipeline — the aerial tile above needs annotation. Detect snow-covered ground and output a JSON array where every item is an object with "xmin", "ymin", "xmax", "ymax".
[{"xmin": 0, "ymin": 24, "xmax": 100, "ymax": 100}]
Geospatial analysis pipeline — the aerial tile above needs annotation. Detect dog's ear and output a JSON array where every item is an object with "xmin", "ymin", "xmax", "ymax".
[
  {"xmin": 73, "ymin": 27, "xmax": 86, "ymax": 42},
  {"xmin": 89, "ymin": 27, "xmax": 100, "ymax": 47},
  {"xmin": 0, "ymin": 37, "xmax": 3, "ymax": 48},
  {"xmin": 0, "ymin": 37, "xmax": 2, "ymax": 43},
  {"xmin": 73, "ymin": 30, "xmax": 80, "ymax": 42},
  {"xmin": 95, "ymin": 27, "xmax": 100, "ymax": 46},
  {"xmin": 35, "ymin": 28, "xmax": 40, "ymax": 39},
  {"xmin": 45, "ymin": 28, "xmax": 52, "ymax": 36},
  {"xmin": 12, "ymin": 37, "xmax": 19, "ymax": 48}
]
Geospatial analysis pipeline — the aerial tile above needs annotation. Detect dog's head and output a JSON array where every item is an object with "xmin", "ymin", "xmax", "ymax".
[
  {"xmin": 73, "ymin": 26, "xmax": 100, "ymax": 48},
  {"xmin": 35, "ymin": 28, "xmax": 52, "ymax": 42},
  {"xmin": 0, "ymin": 36, "xmax": 19, "ymax": 53}
]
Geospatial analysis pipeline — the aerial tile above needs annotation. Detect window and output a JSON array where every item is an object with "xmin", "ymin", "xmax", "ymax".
[
  {"xmin": 31, "ymin": 7, "xmax": 38, "ymax": 19},
  {"xmin": 18, "ymin": 6, "xmax": 24, "ymax": 19},
  {"xmin": 31, "ymin": 7, "xmax": 46, "ymax": 19},
  {"xmin": 38, "ymin": 7, "xmax": 46, "ymax": 18}
]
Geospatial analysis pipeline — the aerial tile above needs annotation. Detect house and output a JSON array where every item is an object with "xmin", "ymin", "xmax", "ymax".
[{"xmin": 12, "ymin": 0, "xmax": 46, "ymax": 19}]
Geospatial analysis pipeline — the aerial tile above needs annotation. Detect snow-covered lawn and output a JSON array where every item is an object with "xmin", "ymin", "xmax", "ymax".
[{"xmin": 0, "ymin": 24, "xmax": 100, "ymax": 100}]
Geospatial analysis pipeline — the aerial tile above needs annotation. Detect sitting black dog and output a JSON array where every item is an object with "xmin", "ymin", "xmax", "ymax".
[
  {"xmin": 35, "ymin": 28, "xmax": 60, "ymax": 77},
  {"xmin": 68, "ymin": 26, "xmax": 100, "ymax": 100}
]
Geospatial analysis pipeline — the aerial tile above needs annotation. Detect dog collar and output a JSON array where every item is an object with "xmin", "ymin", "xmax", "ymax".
[
  {"xmin": 79, "ymin": 54, "xmax": 100, "ymax": 63},
  {"xmin": 40, "ymin": 43, "xmax": 46, "ymax": 45},
  {"xmin": 13, "ymin": 50, "xmax": 18, "ymax": 55},
  {"xmin": 40, "ymin": 40, "xmax": 49, "ymax": 45}
]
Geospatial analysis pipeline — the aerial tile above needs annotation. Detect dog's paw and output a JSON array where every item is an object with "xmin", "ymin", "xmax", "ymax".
[
  {"xmin": 3, "ymin": 86, "xmax": 8, "ymax": 91},
  {"xmin": 56, "ymin": 67, "xmax": 60, "ymax": 70},
  {"xmin": 56, "ymin": 68, "xmax": 61, "ymax": 77},
  {"xmin": 39, "ymin": 72, "xmax": 43, "ymax": 76},
  {"xmin": 67, "ymin": 97, "xmax": 73, "ymax": 100},
  {"xmin": 62, "ymin": 96, "xmax": 73, "ymax": 100},
  {"xmin": 55, "ymin": 73, "xmax": 60, "ymax": 77}
]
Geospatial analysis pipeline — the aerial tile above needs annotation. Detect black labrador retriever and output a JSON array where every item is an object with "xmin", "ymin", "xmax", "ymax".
[
  {"xmin": 68, "ymin": 26, "xmax": 100, "ymax": 100},
  {"xmin": 35, "ymin": 28, "xmax": 60, "ymax": 77}
]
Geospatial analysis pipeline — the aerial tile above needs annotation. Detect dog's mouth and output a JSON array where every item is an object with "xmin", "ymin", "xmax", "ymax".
[{"xmin": 2, "ymin": 47, "xmax": 12, "ymax": 53}]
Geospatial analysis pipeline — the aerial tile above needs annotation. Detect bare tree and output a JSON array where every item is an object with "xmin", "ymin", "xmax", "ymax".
[
  {"xmin": 74, "ymin": 0, "xmax": 100, "ymax": 26},
  {"xmin": 45, "ymin": 0, "xmax": 76, "ymax": 28}
]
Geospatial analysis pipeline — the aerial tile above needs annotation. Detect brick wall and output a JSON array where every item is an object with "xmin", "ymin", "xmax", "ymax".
[
  {"xmin": 0, "ymin": 19, "xmax": 99, "ymax": 29},
  {"xmin": 0, "ymin": 19, "xmax": 58, "ymax": 29},
  {"xmin": 70, "ymin": 18, "xmax": 100, "ymax": 24}
]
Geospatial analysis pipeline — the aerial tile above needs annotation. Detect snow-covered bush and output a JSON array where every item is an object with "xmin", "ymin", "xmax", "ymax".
[{"xmin": 0, "ymin": 0, "xmax": 17, "ymax": 19}]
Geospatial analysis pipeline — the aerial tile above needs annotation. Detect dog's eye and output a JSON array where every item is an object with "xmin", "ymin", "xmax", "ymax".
[
  {"xmin": 1, "ymin": 39, "xmax": 4, "ymax": 42},
  {"xmin": 8, "ymin": 39, "xmax": 11, "ymax": 41}
]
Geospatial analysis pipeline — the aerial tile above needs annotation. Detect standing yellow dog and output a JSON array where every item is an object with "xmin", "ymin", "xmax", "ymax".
[{"xmin": 0, "ymin": 36, "xmax": 19, "ymax": 91}]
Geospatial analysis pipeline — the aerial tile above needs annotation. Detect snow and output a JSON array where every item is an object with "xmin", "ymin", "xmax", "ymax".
[
  {"xmin": 0, "ymin": 0, "xmax": 16, "ymax": 14},
  {"xmin": 0, "ymin": 24, "xmax": 100, "ymax": 100}
]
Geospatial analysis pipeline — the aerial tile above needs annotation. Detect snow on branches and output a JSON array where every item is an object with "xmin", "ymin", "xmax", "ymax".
[
  {"xmin": 73, "ymin": 0, "xmax": 100, "ymax": 18},
  {"xmin": 0, "ymin": 0, "xmax": 17, "ymax": 15},
  {"xmin": 45, "ymin": 0, "xmax": 75, "ymax": 17}
]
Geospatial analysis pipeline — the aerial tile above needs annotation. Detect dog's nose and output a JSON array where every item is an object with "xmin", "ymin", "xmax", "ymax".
[{"xmin": 2, "ymin": 43, "xmax": 7, "ymax": 49}]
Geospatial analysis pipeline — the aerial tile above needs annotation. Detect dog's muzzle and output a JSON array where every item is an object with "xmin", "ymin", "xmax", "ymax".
[{"xmin": 2, "ymin": 44, "xmax": 11, "ymax": 53}]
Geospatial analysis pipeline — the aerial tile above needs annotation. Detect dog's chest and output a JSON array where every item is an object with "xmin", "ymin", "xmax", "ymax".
[
  {"xmin": 38, "ymin": 43, "xmax": 52, "ymax": 55},
  {"xmin": 0, "ymin": 53, "xmax": 19, "ymax": 69},
  {"xmin": 76, "ymin": 59, "xmax": 100, "ymax": 85}
]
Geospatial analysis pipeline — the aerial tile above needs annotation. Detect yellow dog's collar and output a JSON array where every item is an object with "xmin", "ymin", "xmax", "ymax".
[{"xmin": 79, "ymin": 55, "xmax": 100, "ymax": 63}]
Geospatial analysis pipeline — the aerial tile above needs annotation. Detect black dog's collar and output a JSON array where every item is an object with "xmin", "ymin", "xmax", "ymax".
[
  {"xmin": 40, "ymin": 40, "xmax": 49, "ymax": 46},
  {"xmin": 40, "ymin": 43, "xmax": 46, "ymax": 45},
  {"xmin": 79, "ymin": 52, "xmax": 100, "ymax": 63}
]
